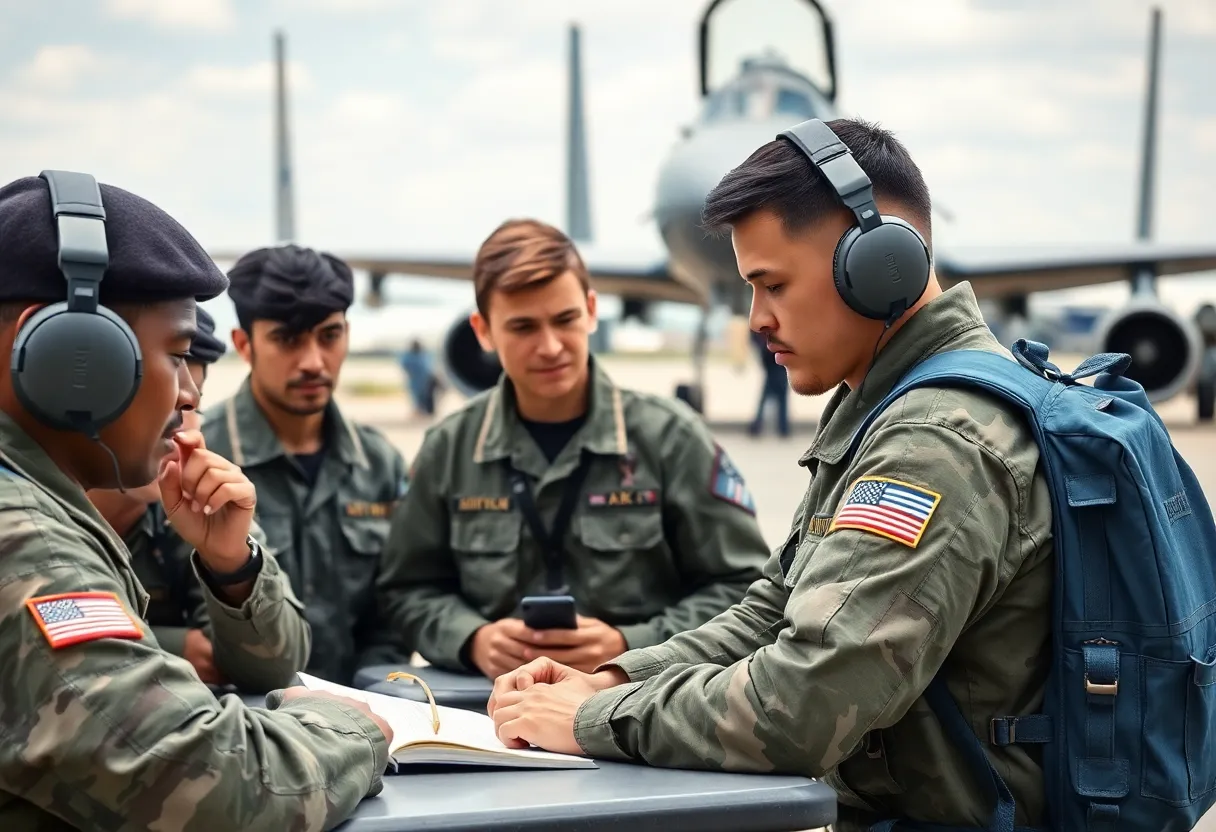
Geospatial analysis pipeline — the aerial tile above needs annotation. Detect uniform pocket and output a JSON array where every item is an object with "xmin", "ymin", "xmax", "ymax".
[
  {"xmin": 450, "ymin": 512, "xmax": 521, "ymax": 613},
  {"xmin": 574, "ymin": 509, "xmax": 665, "ymax": 614},
  {"xmin": 337, "ymin": 515, "xmax": 390, "ymax": 609}
]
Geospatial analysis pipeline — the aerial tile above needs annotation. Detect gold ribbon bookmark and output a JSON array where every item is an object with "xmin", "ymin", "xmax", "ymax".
[{"xmin": 386, "ymin": 671, "xmax": 440, "ymax": 734}]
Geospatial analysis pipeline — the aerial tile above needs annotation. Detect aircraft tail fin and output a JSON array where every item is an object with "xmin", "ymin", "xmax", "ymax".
[
  {"xmin": 565, "ymin": 23, "xmax": 592, "ymax": 242},
  {"xmin": 1131, "ymin": 6, "xmax": 1162, "ymax": 295},
  {"xmin": 274, "ymin": 29, "xmax": 296, "ymax": 244}
]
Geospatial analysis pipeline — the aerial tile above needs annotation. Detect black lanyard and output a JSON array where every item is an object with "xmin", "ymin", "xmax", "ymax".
[{"xmin": 505, "ymin": 451, "xmax": 594, "ymax": 594}]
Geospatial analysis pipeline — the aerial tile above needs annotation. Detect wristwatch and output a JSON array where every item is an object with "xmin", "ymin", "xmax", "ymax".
[{"xmin": 202, "ymin": 534, "xmax": 263, "ymax": 586}]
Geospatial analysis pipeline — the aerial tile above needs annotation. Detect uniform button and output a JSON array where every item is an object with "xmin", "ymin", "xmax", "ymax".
[
  {"xmin": 474, "ymin": 534, "xmax": 485, "ymax": 547},
  {"xmin": 620, "ymin": 532, "xmax": 631, "ymax": 545}
]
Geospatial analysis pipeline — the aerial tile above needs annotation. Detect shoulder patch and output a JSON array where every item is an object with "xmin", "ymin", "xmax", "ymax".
[
  {"xmin": 829, "ymin": 476, "xmax": 941, "ymax": 548},
  {"xmin": 709, "ymin": 444, "xmax": 756, "ymax": 515},
  {"xmin": 26, "ymin": 591, "xmax": 143, "ymax": 649}
]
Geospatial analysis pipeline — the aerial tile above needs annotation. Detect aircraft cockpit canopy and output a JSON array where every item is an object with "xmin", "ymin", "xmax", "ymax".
[{"xmin": 700, "ymin": 71, "xmax": 827, "ymax": 124}]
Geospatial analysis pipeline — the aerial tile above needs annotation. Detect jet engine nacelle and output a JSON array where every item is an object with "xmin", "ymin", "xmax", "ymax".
[
  {"xmin": 1095, "ymin": 297, "xmax": 1202, "ymax": 403},
  {"xmin": 439, "ymin": 313, "xmax": 503, "ymax": 399}
]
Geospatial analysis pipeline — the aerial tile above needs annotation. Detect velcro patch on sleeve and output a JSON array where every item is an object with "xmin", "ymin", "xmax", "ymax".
[
  {"xmin": 829, "ymin": 476, "xmax": 941, "ymax": 548},
  {"xmin": 26, "ymin": 591, "xmax": 143, "ymax": 649},
  {"xmin": 709, "ymin": 444, "xmax": 756, "ymax": 515}
]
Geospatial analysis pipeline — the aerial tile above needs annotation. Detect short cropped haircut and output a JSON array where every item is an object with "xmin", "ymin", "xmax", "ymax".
[
  {"xmin": 702, "ymin": 117, "xmax": 932, "ymax": 252},
  {"xmin": 472, "ymin": 219, "xmax": 590, "ymax": 318}
]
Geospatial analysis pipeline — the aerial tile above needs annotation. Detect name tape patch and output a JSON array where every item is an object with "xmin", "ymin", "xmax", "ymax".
[
  {"xmin": 806, "ymin": 513, "xmax": 833, "ymax": 537},
  {"xmin": 709, "ymin": 444, "xmax": 756, "ymax": 515},
  {"xmin": 26, "ymin": 591, "xmax": 143, "ymax": 649},
  {"xmin": 453, "ymin": 496, "xmax": 513, "ymax": 513},
  {"xmin": 588, "ymin": 489, "xmax": 658, "ymax": 508},
  {"xmin": 344, "ymin": 500, "xmax": 396, "ymax": 518},
  {"xmin": 830, "ymin": 476, "xmax": 941, "ymax": 548}
]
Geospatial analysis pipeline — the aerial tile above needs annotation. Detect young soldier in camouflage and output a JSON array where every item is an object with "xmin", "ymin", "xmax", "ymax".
[
  {"xmin": 202, "ymin": 244, "xmax": 410, "ymax": 685},
  {"xmin": 488, "ymin": 120, "xmax": 1054, "ymax": 832},
  {"xmin": 377, "ymin": 219, "xmax": 770, "ymax": 678},
  {"xmin": 88, "ymin": 306, "xmax": 309, "ymax": 691},
  {"xmin": 0, "ymin": 174, "xmax": 390, "ymax": 829}
]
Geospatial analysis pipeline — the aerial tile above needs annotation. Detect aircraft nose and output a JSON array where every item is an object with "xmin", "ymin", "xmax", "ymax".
[{"xmin": 653, "ymin": 121, "xmax": 791, "ymax": 303}]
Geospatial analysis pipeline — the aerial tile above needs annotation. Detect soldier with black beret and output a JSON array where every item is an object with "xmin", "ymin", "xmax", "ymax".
[
  {"xmin": 88, "ymin": 306, "xmax": 310, "ymax": 690},
  {"xmin": 202, "ymin": 243, "xmax": 411, "ymax": 685},
  {"xmin": 0, "ymin": 174, "xmax": 391, "ymax": 828}
]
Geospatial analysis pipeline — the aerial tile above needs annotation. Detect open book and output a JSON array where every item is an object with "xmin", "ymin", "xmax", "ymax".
[{"xmin": 295, "ymin": 672, "xmax": 598, "ymax": 771}]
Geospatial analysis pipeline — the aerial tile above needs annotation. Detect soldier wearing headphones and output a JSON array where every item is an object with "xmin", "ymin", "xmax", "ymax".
[
  {"xmin": 87, "ymin": 306, "xmax": 309, "ymax": 690},
  {"xmin": 0, "ymin": 173, "xmax": 391, "ymax": 828},
  {"xmin": 487, "ymin": 118, "xmax": 1054, "ymax": 832}
]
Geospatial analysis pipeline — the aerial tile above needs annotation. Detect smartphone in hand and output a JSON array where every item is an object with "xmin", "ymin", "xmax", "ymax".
[{"xmin": 520, "ymin": 595, "xmax": 577, "ymax": 630}]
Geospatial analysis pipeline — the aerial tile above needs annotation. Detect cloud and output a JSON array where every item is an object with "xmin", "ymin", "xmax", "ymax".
[
  {"xmin": 104, "ymin": 0, "xmax": 234, "ymax": 31},
  {"xmin": 183, "ymin": 60, "xmax": 313, "ymax": 98},
  {"xmin": 14, "ymin": 45, "xmax": 109, "ymax": 91}
]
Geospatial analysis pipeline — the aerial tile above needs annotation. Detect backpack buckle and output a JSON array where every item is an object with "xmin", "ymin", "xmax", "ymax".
[{"xmin": 1084, "ymin": 675, "xmax": 1118, "ymax": 696}]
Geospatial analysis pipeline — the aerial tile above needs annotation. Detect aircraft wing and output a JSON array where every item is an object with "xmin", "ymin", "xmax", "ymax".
[
  {"xmin": 209, "ymin": 247, "xmax": 707, "ymax": 306},
  {"xmin": 936, "ymin": 242, "xmax": 1216, "ymax": 300}
]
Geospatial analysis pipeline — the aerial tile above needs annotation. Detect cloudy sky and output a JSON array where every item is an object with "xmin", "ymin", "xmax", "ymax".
[{"xmin": 2, "ymin": 0, "xmax": 1214, "ymax": 314}]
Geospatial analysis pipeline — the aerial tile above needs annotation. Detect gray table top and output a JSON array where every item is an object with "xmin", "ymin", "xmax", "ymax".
[{"xmin": 234, "ymin": 693, "xmax": 836, "ymax": 831}]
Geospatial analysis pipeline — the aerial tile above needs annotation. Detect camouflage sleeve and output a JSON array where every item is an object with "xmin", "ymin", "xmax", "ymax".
[
  {"xmin": 613, "ymin": 421, "xmax": 770, "ymax": 650},
  {"xmin": 376, "ymin": 430, "xmax": 490, "ymax": 670},
  {"xmin": 573, "ymin": 420, "xmax": 1017, "ymax": 776},
  {"xmin": 355, "ymin": 444, "xmax": 414, "ymax": 671},
  {"xmin": 605, "ymin": 541, "xmax": 791, "ymax": 682},
  {"xmin": 0, "ymin": 505, "xmax": 389, "ymax": 830},
  {"xmin": 193, "ymin": 516, "xmax": 312, "ymax": 693}
]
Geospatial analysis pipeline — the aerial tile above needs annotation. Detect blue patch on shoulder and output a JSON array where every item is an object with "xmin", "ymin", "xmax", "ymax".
[{"xmin": 709, "ymin": 444, "xmax": 755, "ymax": 515}]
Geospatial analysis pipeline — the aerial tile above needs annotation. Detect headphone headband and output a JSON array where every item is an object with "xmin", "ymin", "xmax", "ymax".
[
  {"xmin": 39, "ymin": 170, "xmax": 109, "ymax": 315},
  {"xmin": 773, "ymin": 119, "xmax": 931, "ymax": 323},
  {"xmin": 777, "ymin": 119, "xmax": 881, "ymax": 233}
]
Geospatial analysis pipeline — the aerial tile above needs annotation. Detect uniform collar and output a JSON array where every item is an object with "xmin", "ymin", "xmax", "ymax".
[
  {"xmin": 222, "ymin": 375, "xmax": 369, "ymax": 470},
  {"xmin": 0, "ymin": 410, "xmax": 141, "ymax": 556},
  {"xmin": 473, "ymin": 356, "xmax": 628, "ymax": 478},
  {"xmin": 799, "ymin": 281, "xmax": 992, "ymax": 468}
]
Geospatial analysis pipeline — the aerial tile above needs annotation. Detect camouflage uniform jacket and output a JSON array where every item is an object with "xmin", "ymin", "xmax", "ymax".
[
  {"xmin": 377, "ymin": 356, "xmax": 771, "ymax": 670},
  {"xmin": 202, "ymin": 378, "xmax": 410, "ymax": 685},
  {"xmin": 126, "ymin": 506, "xmax": 310, "ymax": 691},
  {"xmin": 573, "ymin": 283, "xmax": 1054, "ymax": 831},
  {"xmin": 0, "ymin": 412, "xmax": 388, "ymax": 831}
]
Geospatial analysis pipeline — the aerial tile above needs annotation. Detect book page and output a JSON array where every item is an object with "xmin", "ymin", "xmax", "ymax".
[{"xmin": 292, "ymin": 672, "xmax": 590, "ymax": 765}]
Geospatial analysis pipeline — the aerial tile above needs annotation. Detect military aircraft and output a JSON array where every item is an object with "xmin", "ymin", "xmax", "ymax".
[{"xmin": 218, "ymin": 0, "xmax": 1216, "ymax": 419}]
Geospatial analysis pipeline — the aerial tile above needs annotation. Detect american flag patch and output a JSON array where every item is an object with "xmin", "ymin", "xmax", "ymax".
[
  {"xmin": 25, "ymin": 592, "xmax": 143, "ymax": 649},
  {"xmin": 830, "ymin": 477, "xmax": 941, "ymax": 548}
]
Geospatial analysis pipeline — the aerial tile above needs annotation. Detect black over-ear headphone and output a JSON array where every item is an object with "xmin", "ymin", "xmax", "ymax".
[
  {"xmin": 777, "ymin": 119, "xmax": 930, "ymax": 322},
  {"xmin": 10, "ymin": 170, "xmax": 143, "ymax": 437}
]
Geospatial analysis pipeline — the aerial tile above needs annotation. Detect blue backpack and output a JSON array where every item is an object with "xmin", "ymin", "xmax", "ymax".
[{"xmin": 847, "ymin": 340, "xmax": 1216, "ymax": 832}]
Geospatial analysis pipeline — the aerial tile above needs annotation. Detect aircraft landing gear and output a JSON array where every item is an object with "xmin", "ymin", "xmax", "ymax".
[
  {"xmin": 674, "ymin": 302, "xmax": 711, "ymax": 415},
  {"xmin": 1197, "ymin": 353, "xmax": 1215, "ymax": 422}
]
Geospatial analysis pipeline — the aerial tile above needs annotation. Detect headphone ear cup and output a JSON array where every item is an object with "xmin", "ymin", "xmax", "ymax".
[
  {"xmin": 833, "ymin": 217, "xmax": 930, "ymax": 322},
  {"xmin": 833, "ymin": 225, "xmax": 886, "ymax": 320},
  {"xmin": 10, "ymin": 304, "xmax": 143, "ymax": 434}
]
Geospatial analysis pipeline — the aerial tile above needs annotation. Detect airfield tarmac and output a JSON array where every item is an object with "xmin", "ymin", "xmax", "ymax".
[{"xmin": 203, "ymin": 352, "xmax": 1216, "ymax": 830}]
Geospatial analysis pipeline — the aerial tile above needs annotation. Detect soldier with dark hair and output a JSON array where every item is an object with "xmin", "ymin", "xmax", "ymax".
[
  {"xmin": 0, "ymin": 174, "xmax": 391, "ymax": 829},
  {"xmin": 488, "ymin": 119, "xmax": 1054, "ymax": 832},
  {"xmin": 202, "ymin": 243, "xmax": 411, "ymax": 685}
]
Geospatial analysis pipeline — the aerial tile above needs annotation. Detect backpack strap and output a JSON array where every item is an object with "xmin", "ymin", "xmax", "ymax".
[{"xmin": 845, "ymin": 342, "xmax": 1090, "ymax": 832}]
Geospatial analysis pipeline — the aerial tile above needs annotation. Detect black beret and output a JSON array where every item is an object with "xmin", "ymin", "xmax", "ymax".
[
  {"xmin": 227, "ymin": 244, "xmax": 354, "ymax": 334},
  {"xmin": 188, "ymin": 306, "xmax": 227, "ymax": 365},
  {"xmin": 0, "ymin": 175, "xmax": 228, "ymax": 306}
]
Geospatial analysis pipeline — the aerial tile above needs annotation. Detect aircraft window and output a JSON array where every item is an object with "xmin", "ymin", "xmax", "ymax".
[
  {"xmin": 704, "ymin": 88, "xmax": 743, "ymax": 122},
  {"xmin": 775, "ymin": 88, "xmax": 815, "ymax": 119}
]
